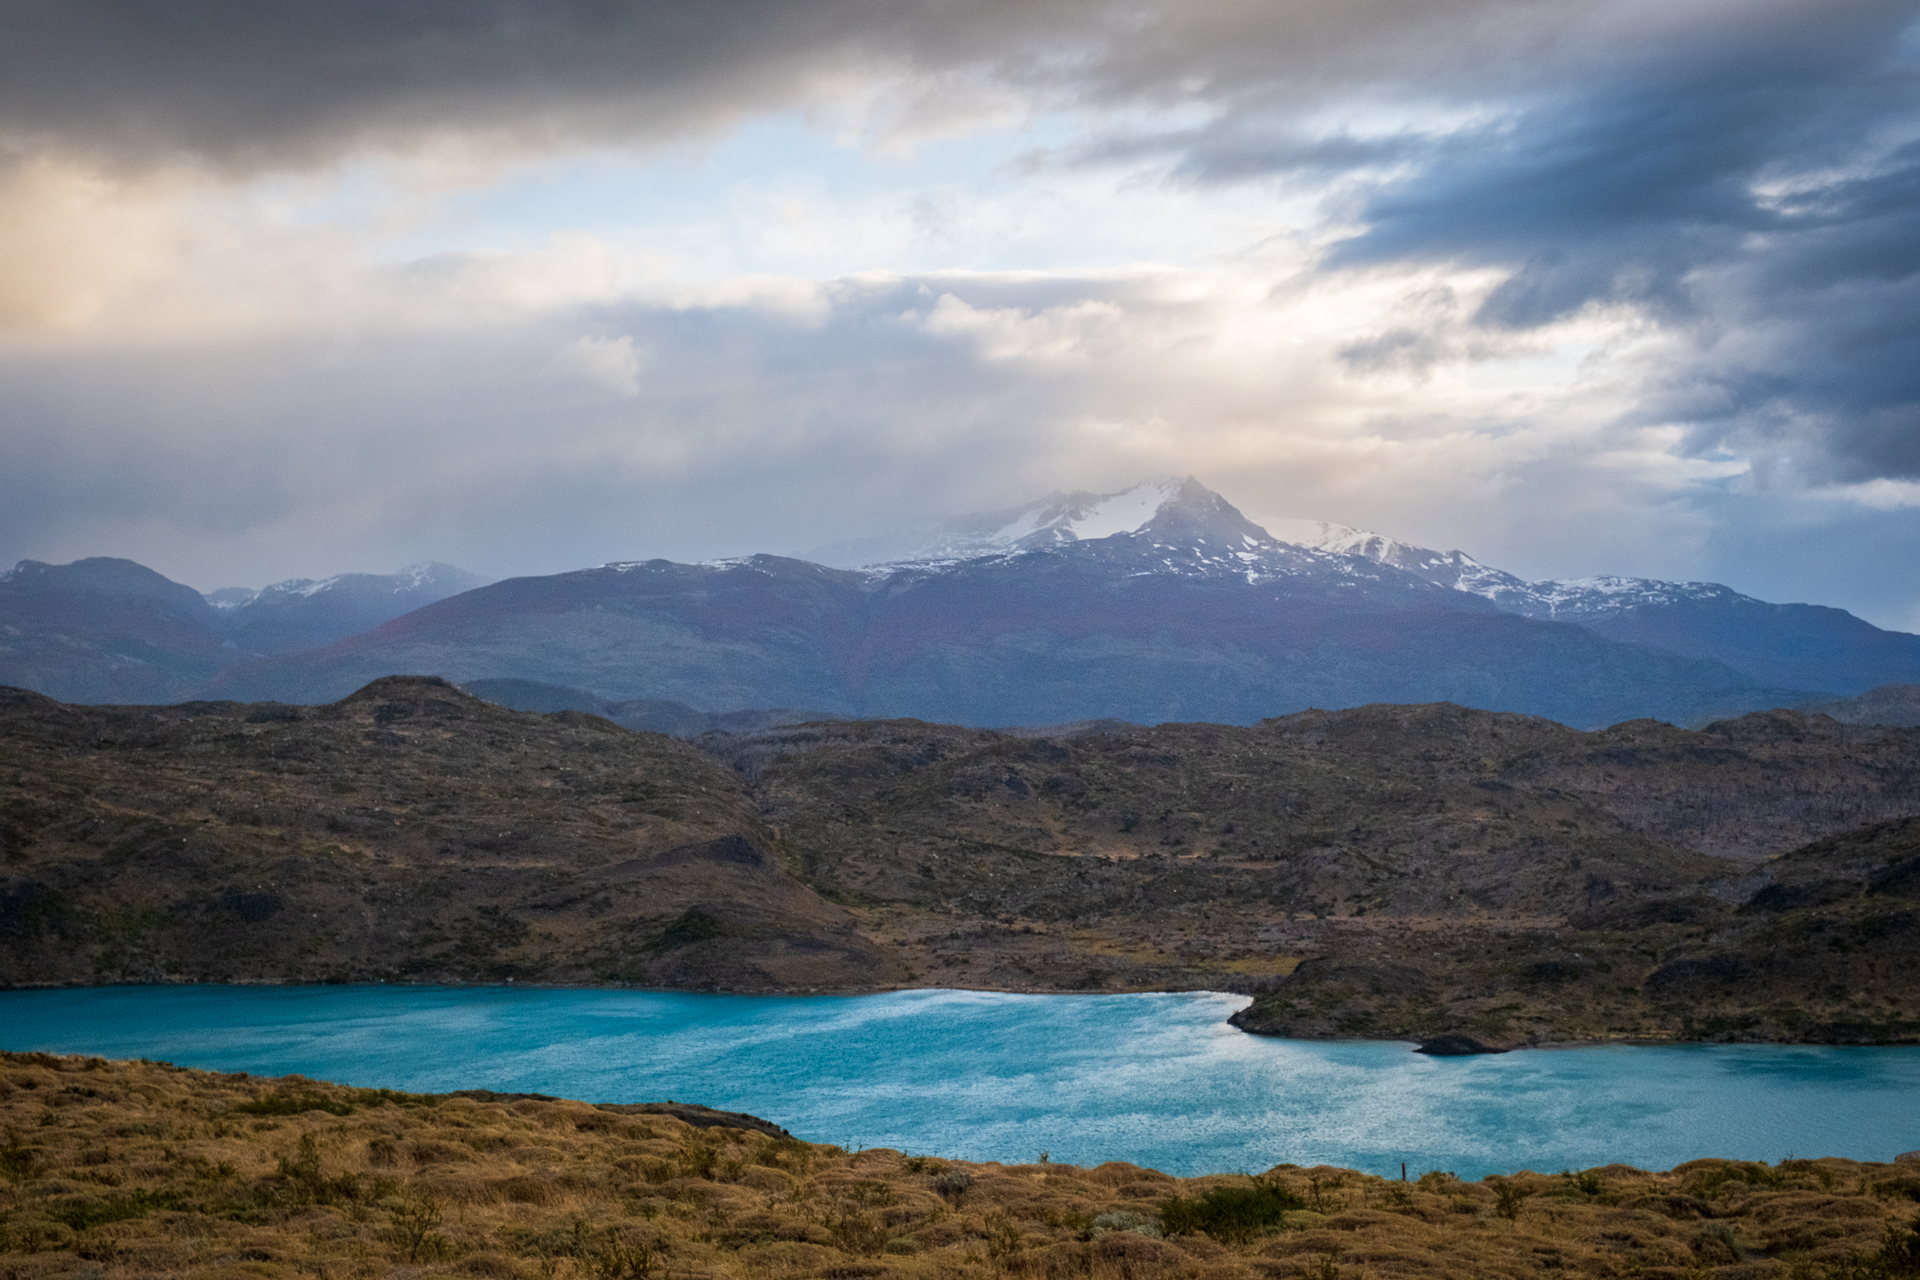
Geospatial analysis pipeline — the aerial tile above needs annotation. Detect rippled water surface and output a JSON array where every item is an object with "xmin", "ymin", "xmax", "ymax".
[{"xmin": 4, "ymin": 985, "xmax": 1915, "ymax": 1178}]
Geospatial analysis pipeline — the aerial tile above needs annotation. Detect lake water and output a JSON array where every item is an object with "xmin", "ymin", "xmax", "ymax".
[{"xmin": 3, "ymin": 985, "xmax": 1915, "ymax": 1180}]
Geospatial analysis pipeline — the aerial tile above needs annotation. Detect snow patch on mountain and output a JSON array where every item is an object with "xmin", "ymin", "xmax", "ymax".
[
  {"xmin": 204, "ymin": 587, "xmax": 259, "ymax": 611},
  {"xmin": 1270, "ymin": 518, "xmax": 1749, "ymax": 618},
  {"xmin": 1018, "ymin": 475, "xmax": 1187, "ymax": 543},
  {"xmin": 811, "ymin": 476, "xmax": 1200, "ymax": 566}
]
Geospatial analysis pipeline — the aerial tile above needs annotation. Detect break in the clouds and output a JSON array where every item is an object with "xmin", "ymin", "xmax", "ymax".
[{"xmin": 1, "ymin": 0, "xmax": 1917, "ymax": 627}]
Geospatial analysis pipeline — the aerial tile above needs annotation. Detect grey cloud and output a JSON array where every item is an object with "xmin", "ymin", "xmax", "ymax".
[
  {"xmin": 1, "ymin": 0, "xmax": 1706, "ymax": 170},
  {"xmin": 0, "ymin": 0, "xmax": 1035, "ymax": 167},
  {"xmin": 0, "ymin": 274, "xmax": 1112, "ymax": 587}
]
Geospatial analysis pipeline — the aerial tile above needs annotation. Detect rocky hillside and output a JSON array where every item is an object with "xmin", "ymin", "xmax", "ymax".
[
  {"xmin": 705, "ymin": 706, "xmax": 1920, "ymax": 1045},
  {"xmin": 4, "ymin": 680, "xmax": 1919, "ymax": 1044},
  {"xmin": 5, "ymin": 1053, "xmax": 1917, "ymax": 1280},
  {"xmin": 0, "ymin": 677, "xmax": 897, "ymax": 992}
]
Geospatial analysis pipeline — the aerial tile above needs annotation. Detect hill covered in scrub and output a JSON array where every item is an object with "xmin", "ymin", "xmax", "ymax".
[
  {"xmin": 0, "ymin": 677, "xmax": 898, "ymax": 993},
  {"xmin": 707, "ymin": 708, "xmax": 1920, "ymax": 1044},
  {"xmin": 1, "ymin": 1052, "xmax": 1919, "ymax": 1280},
  {"xmin": 4, "ymin": 679, "xmax": 1920, "ymax": 1044}
]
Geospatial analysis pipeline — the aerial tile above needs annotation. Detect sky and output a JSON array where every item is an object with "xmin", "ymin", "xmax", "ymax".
[{"xmin": 2, "ymin": 0, "xmax": 1918, "ymax": 627}]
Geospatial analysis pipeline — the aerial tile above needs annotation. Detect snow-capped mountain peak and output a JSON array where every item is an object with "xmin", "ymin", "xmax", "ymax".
[
  {"xmin": 813, "ymin": 475, "xmax": 1278, "ymax": 567},
  {"xmin": 984, "ymin": 474, "xmax": 1189, "ymax": 547},
  {"xmin": 902, "ymin": 474, "xmax": 1197, "ymax": 561},
  {"xmin": 810, "ymin": 477, "xmax": 1760, "ymax": 625}
]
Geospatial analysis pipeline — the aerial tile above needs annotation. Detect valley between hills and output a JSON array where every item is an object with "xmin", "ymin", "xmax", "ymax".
[{"xmin": 3, "ymin": 676, "xmax": 1919, "ymax": 1048}]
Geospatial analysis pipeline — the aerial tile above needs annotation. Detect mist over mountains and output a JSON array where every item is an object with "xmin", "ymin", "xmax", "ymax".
[{"xmin": 5, "ymin": 477, "xmax": 1918, "ymax": 728}]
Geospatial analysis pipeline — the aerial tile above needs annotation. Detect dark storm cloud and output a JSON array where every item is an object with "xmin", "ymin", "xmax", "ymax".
[
  {"xmin": 0, "ymin": 0, "xmax": 1021, "ymax": 165},
  {"xmin": 0, "ymin": 0, "xmax": 1626, "ymax": 168}
]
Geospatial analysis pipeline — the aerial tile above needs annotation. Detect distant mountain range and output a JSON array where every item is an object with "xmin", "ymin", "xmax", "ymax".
[
  {"xmin": 206, "ymin": 563, "xmax": 489, "ymax": 656},
  {"xmin": 0, "ymin": 559, "xmax": 483, "ymax": 703},
  {"xmin": 5, "ymin": 477, "xmax": 1918, "ymax": 727}
]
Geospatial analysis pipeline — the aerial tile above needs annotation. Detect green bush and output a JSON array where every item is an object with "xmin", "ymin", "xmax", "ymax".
[{"xmin": 1160, "ymin": 1181, "xmax": 1305, "ymax": 1244}]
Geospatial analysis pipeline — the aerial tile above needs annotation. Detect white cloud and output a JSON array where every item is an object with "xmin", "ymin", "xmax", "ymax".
[{"xmin": 545, "ymin": 334, "xmax": 645, "ymax": 396}]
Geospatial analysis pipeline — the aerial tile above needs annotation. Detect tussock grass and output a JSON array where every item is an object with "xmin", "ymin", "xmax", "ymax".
[{"xmin": 0, "ymin": 1052, "xmax": 1915, "ymax": 1280}]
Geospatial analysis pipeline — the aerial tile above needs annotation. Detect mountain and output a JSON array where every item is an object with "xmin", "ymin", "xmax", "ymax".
[
  {"xmin": 207, "ymin": 562, "xmax": 488, "ymax": 654},
  {"xmin": 0, "ymin": 557, "xmax": 488, "ymax": 702},
  {"xmin": 1271, "ymin": 518, "xmax": 1920, "ymax": 695},
  {"xmin": 807, "ymin": 473, "xmax": 1227, "ymax": 564},
  {"xmin": 0, "ymin": 557, "xmax": 235, "ymax": 703},
  {"xmin": 12, "ymin": 477, "xmax": 1908, "ymax": 724},
  {"xmin": 196, "ymin": 478, "xmax": 1799, "ymax": 728}
]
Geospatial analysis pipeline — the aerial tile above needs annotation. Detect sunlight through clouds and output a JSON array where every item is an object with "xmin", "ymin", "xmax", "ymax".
[{"xmin": 0, "ymin": 0, "xmax": 1914, "ymax": 626}]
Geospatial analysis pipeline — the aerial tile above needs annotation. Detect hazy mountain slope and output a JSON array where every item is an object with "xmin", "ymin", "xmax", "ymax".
[
  {"xmin": 832, "ymin": 546, "xmax": 1774, "ymax": 728},
  {"xmin": 0, "ymin": 558, "xmax": 236, "ymax": 703},
  {"xmin": 0, "ymin": 677, "xmax": 900, "ymax": 990},
  {"xmin": 0, "ymin": 558, "xmax": 488, "ymax": 703},
  {"xmin": 198, "ymin": 556, "xmax": 873, "ymax": 709},
  {"xmin": 214, "ymin": 562, "xmax": 488, "ymax": 655}
]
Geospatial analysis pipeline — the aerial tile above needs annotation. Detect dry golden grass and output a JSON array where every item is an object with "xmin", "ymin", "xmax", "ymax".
[{"xmin": 1, "ymin": 1051, "xmax": 1916, "ymax": 1280}]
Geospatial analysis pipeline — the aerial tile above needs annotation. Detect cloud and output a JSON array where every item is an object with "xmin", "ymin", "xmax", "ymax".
[
  {"xmin": 0, "ymin": 245, "xmax": 1722, "ymax": 595},
  {"xmin": 1069, "ymin": 0, "xmax": 1920, "ymax": 490},
  {"xmin": 546, "ymin": 334, "xmax": 645, "ymax": 396},
  {"xmin": 6, "ymin": 0, "xmax": 1833, "ymax": 171}
]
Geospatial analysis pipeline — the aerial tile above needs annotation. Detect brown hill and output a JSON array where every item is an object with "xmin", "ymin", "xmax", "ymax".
[
  {"xmin": 703, "ymin": 705, "xmax": 1920, "ymax": 1044},
  {"xmin": 5, "ymin": 681, "xmax": 1919, "ymax": 1043},
  {"xmin": 1, "ymin": 1052, "xmax": 1917, "ymax": 1280},
  {"xmin": 0, "ymin": 677, "xmax": 897, "ymax": 992}
]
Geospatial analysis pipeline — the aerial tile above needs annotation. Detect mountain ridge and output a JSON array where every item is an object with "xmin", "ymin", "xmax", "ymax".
[
  {"xmin": 184, "ymin": 479, "xmax": 1819, "ymax": 728},
  {"xmin": 5, "ymin": 476, "xmax": 1914, "ymax": 722}
]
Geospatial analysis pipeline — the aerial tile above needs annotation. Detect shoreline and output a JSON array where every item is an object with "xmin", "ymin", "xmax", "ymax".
[{"xmin": 5, "ymin": 977, "xmax": 1918, "ymax": 1049}]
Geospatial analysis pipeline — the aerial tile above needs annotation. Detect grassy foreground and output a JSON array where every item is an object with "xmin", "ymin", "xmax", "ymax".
[{"xmin": 1, "ymin": 1052, "xmax": 1917, "ymax": 1280}]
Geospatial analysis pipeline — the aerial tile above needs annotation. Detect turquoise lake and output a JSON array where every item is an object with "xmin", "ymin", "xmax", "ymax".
[{"xmin": 3, "ymin": 985, "xmax": 1915, "ymax": 1180}]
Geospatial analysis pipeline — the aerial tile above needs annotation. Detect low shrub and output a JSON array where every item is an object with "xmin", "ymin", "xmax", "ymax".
[{"xmin": 1159, "ymin": 1180, "xmax": 1305, "ymax": 1244}]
